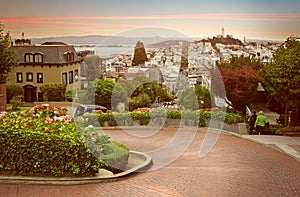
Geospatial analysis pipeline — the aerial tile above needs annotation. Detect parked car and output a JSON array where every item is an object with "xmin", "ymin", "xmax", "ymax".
[{"xmin": 74, "ymin": 104, "xmax": 108, "ymax": 117}]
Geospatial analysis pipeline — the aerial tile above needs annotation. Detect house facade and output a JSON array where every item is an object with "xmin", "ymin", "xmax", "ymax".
[{"xmin": 7, "ymin": 40, "xmax": 81, "ymax": 102}]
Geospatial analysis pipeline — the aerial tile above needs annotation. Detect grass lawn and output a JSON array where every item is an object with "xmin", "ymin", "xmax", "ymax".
[{"xmin": 6, "ymin": 104, "xmax": 32, "ymax": 112}]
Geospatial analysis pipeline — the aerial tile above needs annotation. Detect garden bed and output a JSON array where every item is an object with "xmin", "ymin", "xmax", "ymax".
[
  {"xmin": 0, "ymin": 151, "xmax": 152, "ymax": 185},
  {"xmin": 0, "ymin": 105, "xmax": 129, "ymax": 177}
]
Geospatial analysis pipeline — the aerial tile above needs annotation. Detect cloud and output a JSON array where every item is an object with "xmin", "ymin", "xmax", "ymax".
[{"xmin": 2, "ymin": 13, "xmax": 300, "ymax": 23}]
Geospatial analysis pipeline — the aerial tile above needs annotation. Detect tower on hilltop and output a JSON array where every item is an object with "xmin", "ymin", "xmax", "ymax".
[{"xmin": 221, "ymin": 27, "xmax": 225, "ymax": 38}]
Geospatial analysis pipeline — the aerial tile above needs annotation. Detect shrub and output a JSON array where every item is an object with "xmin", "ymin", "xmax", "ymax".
[
  {"xmin": 83, "ymin": 110, "xmax": 245, "ymax": 127},
  {"xmin": 166, "ymin": 110, "xmax": 181, "ymax": 119},
  {"xmin": 224, "ymin": 112, "xmax": 245, "ymax": 124},
  {"xmin": 9, "ymin": 99, "xmax": 25, "ymax": 111},
  {"xmin": 130, "ymin": 111, "xmax": 150, "ymax": 125},
  {"xmin": 6, "ymin": 84, "xmax": 23, "ymax": 103},
  {"xmin": 0, "ymin": 127, "xmax": 103, "ymax": 176},
  {"xmin": 40, "ymin": 84, "xmax": 66, "ymax": 101},
  {"xmin": 268, "ymin": 124, "xmax": 284, "ymax": 135},
  {"xmin": 277, "ymin": 126, "xmax": 300, "ymax": 135},
  {"xmin": 100, "ymin": 141, "xmax": 129, "ymax": 173},
  {"xmin": 64, "ymin": 90, "xmax": 75, "ymax": 102},
  {"xmin": 114, "ymin": 113, "xmax": 134, "ymax": 126},
  {"xmin": 0, "ymin": 105, "xmax": 129, "ymax": 177}
]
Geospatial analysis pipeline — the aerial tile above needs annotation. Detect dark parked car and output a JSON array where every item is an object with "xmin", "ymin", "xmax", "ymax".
[{"xmin": 74, "ymin": 104, "xmax": 108, "ymax": 117}]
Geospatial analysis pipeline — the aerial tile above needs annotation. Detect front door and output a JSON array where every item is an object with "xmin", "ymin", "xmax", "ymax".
[{"xmin": 23, "ymin": 85, "xmax": 37, "ymax": 102}]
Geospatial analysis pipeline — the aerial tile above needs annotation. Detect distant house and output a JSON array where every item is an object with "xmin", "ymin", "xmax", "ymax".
[
  {"xmin": 7, "ymin": 40, "xmax": 81, "ymax": 102},
  {"xmin": 126, "ymin": 67, "xmax": 149, "ymax": 80}
]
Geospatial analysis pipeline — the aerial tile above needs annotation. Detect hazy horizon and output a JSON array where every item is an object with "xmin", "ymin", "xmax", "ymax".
[
  {"xmin": 11, "ymin": 33, "xmax": 284, "ymax": 43},
  {"xmin": 1, "ymin": 0, "xmax": 299, "ymax": 41}
]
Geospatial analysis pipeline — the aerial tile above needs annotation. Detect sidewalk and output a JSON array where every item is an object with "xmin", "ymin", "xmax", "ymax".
[{"xmin": 222, "ymin": 130, "xmax": 300, "ymax": 162}]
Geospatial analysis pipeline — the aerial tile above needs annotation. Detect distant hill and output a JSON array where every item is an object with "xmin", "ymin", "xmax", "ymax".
[
  {"xmin": 147, "ymin": 40, "xmax": 191, "ymax": 48},
  {"xmin": 24, "ymin": 35, "xmax": 107, "ymax": 45},
  {"xmin": 15, "ymin": 35, "xmax": 193, "ymax": 46},
  {"xmin": 199, "ymin": 36, "xmax": 244, "ymax": 46}
]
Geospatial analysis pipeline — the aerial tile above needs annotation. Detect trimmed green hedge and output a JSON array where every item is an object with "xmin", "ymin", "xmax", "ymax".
[
  {"xmin": 100, "ymin": 142, "xmax": 129, "ymax": 173},
  {"xmin": 83, "ymin": 110, "xmax": 245, "ymax": 127},
  {"xmin": 0, "ymin": 128, "xmax": 102, "ymax": 177}
]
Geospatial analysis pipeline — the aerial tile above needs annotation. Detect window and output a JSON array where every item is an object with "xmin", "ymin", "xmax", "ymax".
[
  {"xmin": 25, "ymin": 53, "xmax": 34, "ymax": 63},
  {"xmin": 69, "ymin": 71, "xmax": 74, "ymax": 84},
  {"xmin": 16, "ymin": 72, "xmax": 23, "ymax": 83},
  {"xmin": 65, "ymin": 52, "xmax": 74, "ymax": 62},
  {"xmin": 25, "ymin": 53, "xmax": 43, "ymax": 63},
  {"xmin": 26, "ymin": 72, "xmax": 33, "ymax": 82},
  {"xmin": 37, "ymin": 73, "xmax": 43, "ymax": 83},
  {"xmin": 62, "ymin": 72, "xmax": 67, "ymax": 85},
  {"xmin": 34, "ymin": 53, "xmax": 43, "ymax": 63},
  {"xmin": 74, "ymin": 69, "xmax": 79, "ymax": 78}
]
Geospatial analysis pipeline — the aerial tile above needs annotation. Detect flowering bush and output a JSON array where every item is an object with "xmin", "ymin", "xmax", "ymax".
[
  {"xmin": 135, "ymin": 107, "xmax": 151, "ymax": 112},
  {"xmin": 0, "ymin": 104, "xmax": 129, "ymax": 176},
  {"xmin": 0, "ymin": 104, "xmax": 77, "ymax": 137}
]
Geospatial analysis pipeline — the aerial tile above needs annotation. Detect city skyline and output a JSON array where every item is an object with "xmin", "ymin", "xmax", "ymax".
[{"xmin": 1, "ymin": 0, "xmax": 300, "ymax": 41}]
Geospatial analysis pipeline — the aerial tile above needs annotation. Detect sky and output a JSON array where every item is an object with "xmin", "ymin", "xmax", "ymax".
[{"xmin": 1, "ymin": 0, "xmax": 300, "ymax": 41}]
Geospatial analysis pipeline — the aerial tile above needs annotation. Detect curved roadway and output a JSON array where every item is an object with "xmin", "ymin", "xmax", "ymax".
[{"xmin": 0, "ymin": 129, "xmax": 300, "ymax": 196}]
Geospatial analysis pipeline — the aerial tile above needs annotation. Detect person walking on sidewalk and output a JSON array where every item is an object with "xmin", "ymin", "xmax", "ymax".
[
  {"xmin": 248, "ymin": 110, "xmax": 257, "ymax": 134},
  {"xmin": 254, "ymin": 111, "xmax": 269, "ymax": 135}
]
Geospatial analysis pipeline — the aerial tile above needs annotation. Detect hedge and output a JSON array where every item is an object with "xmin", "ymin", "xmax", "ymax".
[
  {"xmin": 83, "ymin": 110, "xmax": 245, "ymax": 127},
  {"xmin": 100, "ymin": 142, "xmax": 129, "ymax": 173},
  {"xmin": 276, "ymin": 126, "xmax": 300, "ymax": 135},
  {"xmin": 0, "ymin": 128, "xmax": 102, "ymax": 177}
]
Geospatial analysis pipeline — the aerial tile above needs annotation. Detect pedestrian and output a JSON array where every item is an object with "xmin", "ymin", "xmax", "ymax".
[
  {"xmin": 254, "ymin": 111, "xmax": 269, "ymax": 135},
  {"xmin": 248, "ymin": 110, "xmax": 257, "ymax": 134}
]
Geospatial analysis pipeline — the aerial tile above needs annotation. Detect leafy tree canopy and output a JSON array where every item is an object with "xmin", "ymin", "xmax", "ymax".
[
  {"xmin": 220, "ymin": 55, "xmax": 263, "ymax": 71},
  {"xmin": 212, "ymin": 56, "xmax": 260, "ymax": 113},
  {"xmin": 180, "ymin": 85, "xmax": 213, "ymax": 110},
  {"xmin": 262, "ymin": 36, "xmax": 300, "ymax": 110},
  {"xmin": 95, "ymin": 79, "xmax": 115, "ymax": 108},
  {"xmin": 0, "ymin": 22, "xmax": 17, "ymax": 83},
  {"xmin": 83, "ymin": 55, "xmax": 102, "ymax": 81}
]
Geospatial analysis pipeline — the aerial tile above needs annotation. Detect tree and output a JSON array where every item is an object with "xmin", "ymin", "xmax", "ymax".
[
  {"xmin": 180, "ymin": 44, "xmax": 189, "ymax": 69},
  {"xmin": 0, "ymin": 23, "xmax": 17, "ymax": 111},
  {"xmin": 262, "ymin": 36, "xmax": 300, "ymax": 125},
  {"xmin": 116, "ymin": 78, "xmax": 135, "ymax": 98},
  {"xmin": 83, "ymin": 55, "xmax": 102, "ymax": 81},
  {"xmin": 132, "ymin": 41, "xmax": 148, "ymax": 66},
  {"xmin": 180, "ymin": 86, "xmax": 213, "ymax": 110},
  {"xmin": 212, "ymin": 56, "xmax": 260, "ymax": 114},
  {"xmin": 94, "ymin": 79, "xmax": 126, "ymax": 110},
  {"xmin": 155, "ymin": 85, "xmax": 174, "ymax": 102},
  {"xmin": 94, "ymin": 79, "xmax": 115, "ymax": 109},
  {"xmin": 129, "ymin": 93, "xmax": 151, "ymax": 111}
]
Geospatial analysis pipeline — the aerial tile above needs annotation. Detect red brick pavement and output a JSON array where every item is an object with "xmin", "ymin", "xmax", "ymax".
[{"xmin": 0, "ymin": 129, "xmax": 300, "ymax": 197}]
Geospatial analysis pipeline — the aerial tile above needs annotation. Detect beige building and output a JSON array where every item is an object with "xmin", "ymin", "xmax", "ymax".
[{"xmin": 7, "ymin": 39, "xmax": 81, "ymax": 102}]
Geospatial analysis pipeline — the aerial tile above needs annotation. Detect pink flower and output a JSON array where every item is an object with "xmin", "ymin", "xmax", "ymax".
[
  {"xmin": 91, "ymin": 136, "xmax": 97, "ymax": 142},
  {"xmin": 44, "ymin": 116, "xmax": 53, "ymax": 124},
  {"xmin": 44, "ymin": 127, "xmax": 50, "ymax": 133},
  {"xmin": 0, "ymin": 112, "xmax": 6, "ymax": 119}
]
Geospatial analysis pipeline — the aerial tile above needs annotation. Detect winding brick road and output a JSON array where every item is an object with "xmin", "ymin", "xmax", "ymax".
[{"xmin": 1, "ymin": 129, "xmax": 300, "ymax": 197}]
